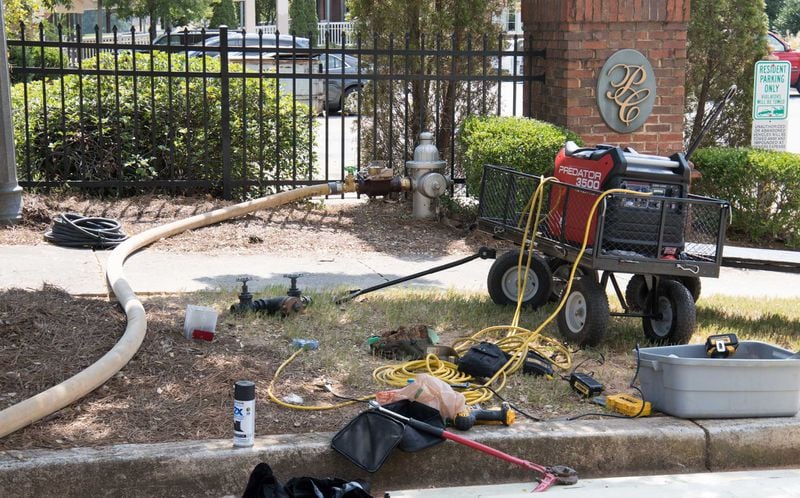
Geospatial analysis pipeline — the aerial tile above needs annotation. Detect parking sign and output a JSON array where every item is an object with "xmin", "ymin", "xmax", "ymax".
[{"xmin": 751, "ymin": 60, "xmax": 791, "ymax": 150}]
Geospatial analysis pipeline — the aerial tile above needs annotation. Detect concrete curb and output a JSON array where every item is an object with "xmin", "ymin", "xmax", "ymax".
[{"xmin": 3, "ymin": 416, "xmax": 799, "ymax": 497}]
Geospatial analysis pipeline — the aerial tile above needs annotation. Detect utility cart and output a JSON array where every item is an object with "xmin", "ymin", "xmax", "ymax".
[{"xmin": 477, "ymin": 157, "xmax": 730, "ymax": 347}]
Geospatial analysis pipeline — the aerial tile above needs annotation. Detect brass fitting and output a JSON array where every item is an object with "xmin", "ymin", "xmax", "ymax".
[{"xmin": 343, "ymin": 173, "xmax": 358, "ymax": 193}]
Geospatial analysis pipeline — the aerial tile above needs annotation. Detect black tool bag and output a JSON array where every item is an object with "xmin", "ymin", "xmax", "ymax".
[
  {"xmin": 457, "ymin": 342, "xmax": 510, "ymax": 378},
  {"xmin": 242, "ymin": 462, "xmax": 373, "ymax": 498},
  {"xmin": 330, "ymin": 400, "xmax": 445, "ymax": 473}
]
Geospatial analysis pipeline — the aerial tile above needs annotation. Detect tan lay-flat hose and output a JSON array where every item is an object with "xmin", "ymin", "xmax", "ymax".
[{"xmin": 0, "ymin": 184, "xmax": 334, "ymax": 438}]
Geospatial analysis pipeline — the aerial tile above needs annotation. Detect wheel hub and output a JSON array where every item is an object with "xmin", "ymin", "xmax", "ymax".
[
  {"xmin": 502, "ymin": 267, "xmax": 537, "ymax": 302},
  {"xmin": 565, "ymin": 292, "xmax": 587, "ymax": 332},
  {"xmin": 649, "ymin": 295, "xmax": 673, "ymax": 337}
]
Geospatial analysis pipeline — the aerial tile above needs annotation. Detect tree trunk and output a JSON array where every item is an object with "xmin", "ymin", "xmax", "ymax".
[
  {"xmin": 97, "ymin": 0, "xmax": 104, "ymax": 33},
  {"xmin": 690, "ymin": 53, "xmax": 715, "ymax": 147}
]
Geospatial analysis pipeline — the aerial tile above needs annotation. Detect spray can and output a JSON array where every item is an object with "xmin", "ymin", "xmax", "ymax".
[{"xmin": 233, "ymin": 380, "xmax": 255, "ymax": 447}]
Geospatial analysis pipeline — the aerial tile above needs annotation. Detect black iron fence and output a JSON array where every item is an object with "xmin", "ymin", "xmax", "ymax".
[{"xmin": 7, "ymin": 24, "xmax": 544, "ymax": 199}]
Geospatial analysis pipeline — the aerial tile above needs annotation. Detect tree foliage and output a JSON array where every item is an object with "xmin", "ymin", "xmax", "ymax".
[
  {"xmin": 209, "ymin": 0, "xmax": 239, "ymax": 28},
  {"xmin": 766, "ymin": 0, "xmax": 785, "ymax": 28},
  {"xmin": 289, "ymin": 0, "xmax": 318, "ymax": 45},
  {"xmin": 685, "ymin": 0, "xmax": 768, "ymax": 149},
  {"xmin": 256, "ymin": 0, "xmax": 277, "ymax": 25},
  {"xmin": 347, "ymin": 0, "xmax": 504, "ymax": 174},
  {"xmin": 103, "ymin": 0, "xmax": 212, "ymax": 38},
  {"xmin": 3, "ymin": 0, "xmax": 65, "ymax": 38},
  {"xmin": 775, "ymin": 0, "xmax": 800, "ymax": 34}
]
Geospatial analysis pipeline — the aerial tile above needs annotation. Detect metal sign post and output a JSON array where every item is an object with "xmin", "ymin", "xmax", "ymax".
[
  {"xmin": 0, "ymin": 0, "xmax": 23, "ymax": 225},
  {"xmin": 751, "ymin": 60, "xmax": 792, "ymax": 150}
]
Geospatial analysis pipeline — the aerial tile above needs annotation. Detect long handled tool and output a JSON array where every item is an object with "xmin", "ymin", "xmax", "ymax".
[
  {"xmin": 334, "ymin": 247, "xmax": 496, "ymax": 304},
  {"xmin": 368, "ymin": 401, "xmax": 577, "ymax": 492}
]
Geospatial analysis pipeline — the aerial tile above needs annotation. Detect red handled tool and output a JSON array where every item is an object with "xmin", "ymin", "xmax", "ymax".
[{"xmin": 368, "ymin": 401, "xmax": 577, "ymax": 492}]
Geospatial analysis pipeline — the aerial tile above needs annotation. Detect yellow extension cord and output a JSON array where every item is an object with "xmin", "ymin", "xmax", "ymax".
[{"xmin": 268, "ymin": 181, "xmax": 650, "ymax": 410}]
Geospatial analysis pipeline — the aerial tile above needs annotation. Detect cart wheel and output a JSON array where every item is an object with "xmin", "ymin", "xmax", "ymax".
[
  {"xmin": 627, "ymin": 275, "xmax": 701, "ymax": 311},
  {"xmin": 678, "ymin": 276, "xmax": 701, "ymax": 303},
  {"xmin": 642, "ymin": 279, "xmax": 696, "ymax": 345},
  {"xmin": 624, "ymin": 274, "xmax": 649, "ymax": 312},
  {"xmin": 556, "ymin": 277, "xmax": 609, "ymax": 347},
  {"xmin": 547, "ymin": 257, "xmax": 598, "ymax": 302},
  {"xmin": 487, "ymin": 250, "xmax": 552, "ymax": 308}
]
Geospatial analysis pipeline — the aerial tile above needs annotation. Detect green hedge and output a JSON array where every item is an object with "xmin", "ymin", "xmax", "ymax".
[
  {"xmin": 692, "ymin": 147, "xmax": 800, "ymax": 247},
  {"xmin": 11, "ymin": 51, "xmax": 315, "ymax": 197},
  {"xmin": 459, "ymin": 115, "xmax": 583, "ymax": 196},
  {"xmin": 8, "ymin": 46, "xmax": 65, "ymax": 83}
]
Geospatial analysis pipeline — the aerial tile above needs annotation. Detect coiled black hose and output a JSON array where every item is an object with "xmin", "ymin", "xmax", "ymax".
[{"xmin": 44, "ymin": 213, "xmax": 128, "ymax": 249}]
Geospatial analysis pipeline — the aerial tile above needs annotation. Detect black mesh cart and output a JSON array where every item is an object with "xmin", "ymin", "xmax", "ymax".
[{"xmin": 477, "ymin": 164, "xmax": 730, "ymax": 347}]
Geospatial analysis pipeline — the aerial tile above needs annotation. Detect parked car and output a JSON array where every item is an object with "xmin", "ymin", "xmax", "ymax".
[
  {"xmin": 152, "ymin": 29, "xmax": 220, "ymax": 48},
  {"xmin": 767, "ymin": 31, "xmax": 800, "ymax": 92},
  {"xmin": 316, "ymin": 53, "xmax": 371, "ymax": 114},
  {"xmin": 186, "ymin": 33, "xmax": 311, "ymax": 58}
]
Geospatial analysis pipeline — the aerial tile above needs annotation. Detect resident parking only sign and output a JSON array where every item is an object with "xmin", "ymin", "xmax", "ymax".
[{"xmin": 751, "ymin": 60, "xmax": 791, "ymax": 150}]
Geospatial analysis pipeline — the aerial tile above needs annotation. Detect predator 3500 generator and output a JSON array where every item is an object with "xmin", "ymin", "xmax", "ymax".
[{"xmin": 551, "ymin": 142, "xmax": 691, "ymax": 259}]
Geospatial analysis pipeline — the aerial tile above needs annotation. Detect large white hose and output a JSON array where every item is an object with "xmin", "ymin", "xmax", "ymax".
[{"xmin": 0, "ymin": 183, "xmax": 335, "ymax": 438}]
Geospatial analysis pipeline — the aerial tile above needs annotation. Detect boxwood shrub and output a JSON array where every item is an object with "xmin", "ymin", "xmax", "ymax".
[
  {"xmin": 692, "ymin": 147, "xmax": 800, "ymax": 247},
  {"xmin": 11, "ymin": 51, "xmax": 315, "ymax": 197},
  {"xmin": 459, "ymin": 115, "xmax": 583, "ymax": 196}
]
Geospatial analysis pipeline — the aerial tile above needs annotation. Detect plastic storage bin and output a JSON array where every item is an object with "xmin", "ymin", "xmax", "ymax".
[
  {"xmin": 637, "ymin": 341, "xmax": 800, "ymax": 418},
  {"xmin": 183, "ymin": 305, "xmax": 218, "ymax": 341}
]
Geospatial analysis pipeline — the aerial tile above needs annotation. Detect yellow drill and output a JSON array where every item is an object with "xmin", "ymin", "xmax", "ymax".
[{"xmin": 450, "ymin": 402, "xmax": 516, "ymax": 430}]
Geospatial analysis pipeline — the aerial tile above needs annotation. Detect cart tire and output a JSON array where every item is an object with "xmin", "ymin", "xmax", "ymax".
[
  {"xmin": 627, "ymin": 275, "xmax": 701, "ymax": 311},
  {"xmin": 556, "ymin": 277, "xmax": 609, "ymax": 347},
  {"xmin": 625, "ymin": 275, "xmax": 649, "ymax": 312},
  {"xmin": 487, "ymin": 250, "xmax": 552, "ymax": 308},
  {"xmin": 642, "ymin": 279, "xmax": 696, "ymax": 345},
  {"xmin": 678, "ymin": 276, "xmax": 701, "ymax": 303},
  {"xmin": 547, "ymin": 257, "xmax": 598, "ymax": 302}
]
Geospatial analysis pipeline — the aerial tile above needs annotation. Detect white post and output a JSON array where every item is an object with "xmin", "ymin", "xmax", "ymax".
[
  {"xmin": 0, "ymin": 0, "xmax": 23, "ymax": 225},
  {"xmin": 276, "ymin": 0, "xmax": 289, "ymax": 34},
  {"xmin": 244, "ymin": 0, "xmax": 256, "ymax": 30}
]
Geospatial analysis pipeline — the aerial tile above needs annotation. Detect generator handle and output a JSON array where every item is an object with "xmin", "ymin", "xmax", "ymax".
[
  {"xmin": 685, "ymin": 85, "xmax": 737, "ymax": 161},
  {"xmin": 625, "ymin": 156, "xmax": 681, "ymax": 169}
]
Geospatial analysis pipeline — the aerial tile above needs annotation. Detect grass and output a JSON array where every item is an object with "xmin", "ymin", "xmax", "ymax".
[{"xmin": 205, "ymin": 286, "xmax": 800, "ymax": 419}]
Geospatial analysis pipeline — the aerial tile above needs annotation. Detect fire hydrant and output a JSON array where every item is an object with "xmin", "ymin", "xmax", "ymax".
[{"xmin": 406, "ymin": 132, "xmax": 452, "ymax": 219}]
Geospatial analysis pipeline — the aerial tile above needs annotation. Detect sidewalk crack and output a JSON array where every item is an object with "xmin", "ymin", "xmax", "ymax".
[
  {"xmin": 690, "ymin": 419, "xmax": 712, "ymax": 471},
  {"xmin": 91, "ymin": 249, "xmax": 112, "ymax": 298}
]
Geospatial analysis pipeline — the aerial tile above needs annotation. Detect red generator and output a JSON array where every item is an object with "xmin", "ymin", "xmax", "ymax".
[{"xmin": 548, "ymin": 141, "xmax": 691, "ymax": 259}]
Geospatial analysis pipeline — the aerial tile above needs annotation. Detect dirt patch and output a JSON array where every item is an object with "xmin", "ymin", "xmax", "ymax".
[
  {"xmin": 0, "ymin": 192, "xmax": 500, "ymax": 258},
  {"xmin": 0, "ymin": 286, "xmax": 375, "ymax": 451}
]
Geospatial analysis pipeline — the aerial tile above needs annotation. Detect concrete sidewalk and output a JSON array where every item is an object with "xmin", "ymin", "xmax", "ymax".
[
  {"xmin": 2, "ymin": 243, "xmax": 800, "ymax": 298},
  {"xmin": 388, "ymin": 469, "xmax": 800, "ymax": 497}
]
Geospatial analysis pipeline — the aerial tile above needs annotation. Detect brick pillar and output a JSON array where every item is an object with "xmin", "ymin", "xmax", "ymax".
[{"xmin": 522, "ymin": 0, "xmax": 690, "ymax": 155}]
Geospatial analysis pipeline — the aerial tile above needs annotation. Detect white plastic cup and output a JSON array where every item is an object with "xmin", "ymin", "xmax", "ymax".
[{"xmin": 183, "ymin": 305, "xmax": 218, "ymax": 340}]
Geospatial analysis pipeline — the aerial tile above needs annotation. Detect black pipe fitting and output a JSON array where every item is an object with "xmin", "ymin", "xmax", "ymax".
[{"xmin": 230, "ymin": 275, "xmax": 312, "ymax": 316}]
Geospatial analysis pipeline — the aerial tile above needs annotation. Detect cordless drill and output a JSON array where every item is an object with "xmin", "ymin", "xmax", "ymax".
[{"xmin": 449, "ymin": 402, "xmax": 516, "ymax": 430}]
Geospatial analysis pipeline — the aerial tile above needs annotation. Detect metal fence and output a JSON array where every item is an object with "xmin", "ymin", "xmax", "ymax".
[{"xmin": 7, "ymin": 24, "xmax": 544, "ymax": 199}]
